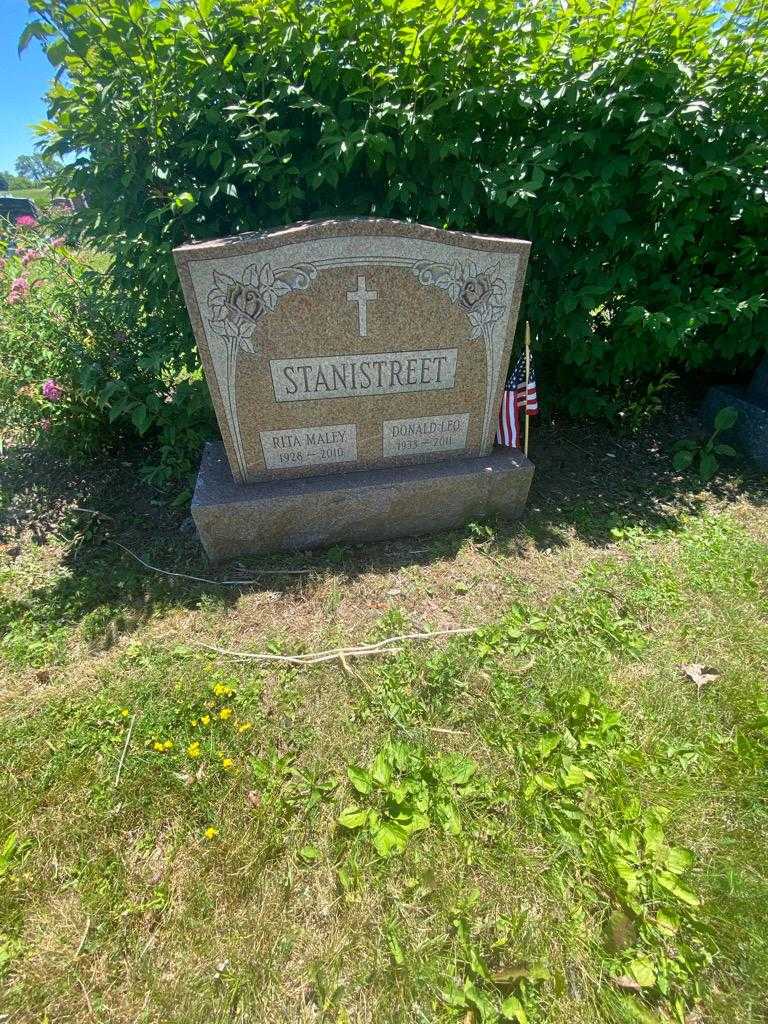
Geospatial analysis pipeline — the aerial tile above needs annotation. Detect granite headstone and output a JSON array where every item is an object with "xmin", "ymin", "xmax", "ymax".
[{"xmin": 174, "ymin": 219, "xmax": 535, "ymax": 558}]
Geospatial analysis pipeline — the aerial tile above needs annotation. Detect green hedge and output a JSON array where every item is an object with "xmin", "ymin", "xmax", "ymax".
[{"xmin": 21, "ymin": 0, "xmax": 768, "ymax": 450}]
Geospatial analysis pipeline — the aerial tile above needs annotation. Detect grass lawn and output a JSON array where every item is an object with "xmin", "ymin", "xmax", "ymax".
[
  {"xmin": 6, "ymin": 188, "xmax": 52, "ymax": 207},
  {"xmin": 0, "ymin": 410, "xmax": 766, "ymax": 1023}
]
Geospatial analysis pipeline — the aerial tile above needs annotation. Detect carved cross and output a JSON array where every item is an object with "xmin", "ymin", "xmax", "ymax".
[{"xmin": 347, "ymin": 275, "xmax": 377, "ymax": 337}]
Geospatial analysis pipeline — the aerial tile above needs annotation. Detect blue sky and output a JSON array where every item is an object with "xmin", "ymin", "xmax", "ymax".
[{"xmin": 0, "ymin": 0, "xmax": 58, "ymax": 173}]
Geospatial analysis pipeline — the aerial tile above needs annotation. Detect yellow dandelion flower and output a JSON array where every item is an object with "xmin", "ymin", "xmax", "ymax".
[
  {"xmin": 191, "ymin": 719, "xmax": 198, "ymax": 727},
  {"xmin": 152, "ymin": 741, "xmax": 164, "ymax": 752},
  {"xmin": 204, "ymin": 827, "xmax": 219, "ymax": 840},
  {"xmin": 219, "ymin": 708, "xmax": 232, "ymax": 720},
  {"xmin": 213, "ymin": 682, "xmax": 234, "ymax": 697},
  {"xmin": 200, "ymin": 715, "xmax": 211, "ymax": 726},
  {"xmin": 120, "ymin": 708, "xmax": 130, "ymax": 718},
  {"xmin": 187, "ymin": 742, "xmax": 201, "ymax": 758},
  {"xmin": 237, "ymin": 721, "xmax": 253, "ymax": 734},
  {"xmin": 221, "ymin": 757, "xmax": 234, "ymax": 769},
  {"xmin": 163, "ymin": 740, "xmax": 173, "ymax": 750}
]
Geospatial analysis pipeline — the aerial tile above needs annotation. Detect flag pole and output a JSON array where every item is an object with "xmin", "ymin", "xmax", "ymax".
[{"xmin": 523, "ymin": 321, "xmax": 531, "ymax": 457}]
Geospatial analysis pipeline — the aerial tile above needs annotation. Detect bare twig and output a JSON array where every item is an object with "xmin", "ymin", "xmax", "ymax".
[
  {"xmin": 77, "ymin": 977, "xmax": 95, "ymax": 1019},
  {"xmin": 75, "ymin": 917, "xmax": 91, "ymax": 957},
  {"xmin": 426, "ymin": 726, "xmax": 468, "ymax": 736},
  {"xmin": 192, "ymin": 626, "xmax": 480, "ymax": 667},
  {"xmin": 114, "ymin": 712, "xmax": 138, "ymax": 787},
  {"xmin": 193, "ymin": 641, "xmax": 403, "ymax": 666},
  {"xmin": 71, "ymin": 507, "xmax": 114, "ymax": 519},
  {"xmin": 110, "ymin": 540, "xmax": 312, "ymax": 582}
]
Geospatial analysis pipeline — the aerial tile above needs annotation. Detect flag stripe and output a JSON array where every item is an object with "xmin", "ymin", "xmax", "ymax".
[{"xmin": 496, "ymin": 351, "xmax": 538, "ymax": 448}]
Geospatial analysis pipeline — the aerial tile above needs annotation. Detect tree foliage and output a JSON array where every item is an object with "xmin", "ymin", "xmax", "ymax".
[
  {"xmin": 14, "ymin": 153, "xmax": 60, "ymax": 184},
  {"xmin": 20, "ymin": 0, "xmax": 768, "ymax": 430}
]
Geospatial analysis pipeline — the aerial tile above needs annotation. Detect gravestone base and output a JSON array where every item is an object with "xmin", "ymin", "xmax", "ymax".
[
  {"xmin": 192, "ymin": 441, "xmax": 534, "ymax": 561},
  {"xmin": 703, "ymin": 386, "xmax": 768, "ymax": 470}
]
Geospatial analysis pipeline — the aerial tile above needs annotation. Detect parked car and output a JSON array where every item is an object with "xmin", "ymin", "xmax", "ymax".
[
  {"xmin": 51, "ymin": 196, "xmax": 75, "ymax": 214},
  {"xmin": 0, "ymin": 197, "xmax": 40, "ymax": 223}
]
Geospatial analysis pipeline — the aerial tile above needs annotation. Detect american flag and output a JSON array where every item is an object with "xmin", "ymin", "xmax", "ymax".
[{"xmin": 496, "ymin": 352, "xmax": 538, "ymax": 448}]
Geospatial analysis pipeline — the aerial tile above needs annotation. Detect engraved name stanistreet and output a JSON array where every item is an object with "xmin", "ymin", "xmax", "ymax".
[{"xmin": 270, "ymin": 349, "xmax": 458, "ymax": 403}]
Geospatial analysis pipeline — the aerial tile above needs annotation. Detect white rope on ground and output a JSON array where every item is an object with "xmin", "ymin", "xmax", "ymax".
[
  {"xmin": 110, "ymin": 540, "xmax": 312, "ymax": 581},
  {"xmin": 192, "ymin": 626, "xmax": 480, "ymax": 666}
]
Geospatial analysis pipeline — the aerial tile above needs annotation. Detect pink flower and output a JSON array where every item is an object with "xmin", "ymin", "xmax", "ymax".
[
  {"xmin": 7, "ymin": 277, "xmax": 29, "ymax": 304},
  {"xmin": 42, "ymin": 379, "xmax": 63, "ymax": 402},
  {"xmin": 21, "ymin": 249, "xmax": 40, "ymax": 266},
  {"xmin": 51, "ymin": 237, "xmax": 66, "ymax": 248},
  {"xmin": 40, "ymin": 418, "xmax": 52, "ymax": 432},
  {"xmin": 15, "ymin": 214, "xmax": 38, "ymax": 227}
]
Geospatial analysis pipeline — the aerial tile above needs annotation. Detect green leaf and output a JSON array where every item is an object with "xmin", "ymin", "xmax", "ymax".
[
  {"xmin": 222, "ymin": 43, "xmax": 238, "ymax": 70},
  {"xmin": 616, "ymin": 995, "xmax": 666, "ymax": 1024},
  {"xmin": 131, "ymin": 404, "xmax": 150, "ymax": 435},
  {"xmin": 614, "ymin": 856, "xmax": 640, "ymax": 892},
  {"xmin": 370, "ymin": 749, "xmax": 392, "ymax": 786},
  {"xmin": 347, "ymin": 766, "xmax": 373, "ymax": 794},
  {"xmin": 337, "ymin": 806, "xmax": 367, "ymax": 830},
  {"xmin": 533, "ymin": 772, "xmax": 556, "ymax": 792},
  {"xmin": 438, "ymin": 753, "xmax": 476, "ymax": 786},
  {"xmin": 372, "ymin": 820, "xmax": 408, "ymax": 857},
  {"xmin": 714, "ymin": 406, "xmax": 738, "ymax": 432},
  {"xmin": 298, "ymin": 845, "xmax": 320, "ymax": 863},
  {"xmin": 537, "ymin": 734, "xmax": 560, "ymax": 759},
  {"xmin": 438, "ymin": 979, "xmax": 467, "ymax": 1010},
  {"xmin": 561, "ymin": 764, "xmax": 587, "ymax": 788},
  {"xmin": 655, "ymin": 909, "xmax": 679, "ymax": 935},
  {"xmin": 698, "ymin": 451, "xmax": 718, "ymax": 481},
  {"xmin": 45, "ymin": 37, "xmax": 68, "ymax": 67},
  {"xmin": 18, "ymin": 20, "xmax": 54, "ymax": 56},
  {"xmin": 434, "ymin": 797, "xmax": 461, "ymax": 835},
  {"xmin": 464, "ymin": 978, "xmax": 495, "ymax": 1019},
  {"xmin": 501, "ymin": 994, "xmax": 529, "ymax": 1023},
  {"xmin": 672, "ymin": 449, "xmax": 694, "ymax": 471},
  {"xmin": 172, "ymin": 191, "xmax": 196, "ymax": 212},
  {"xmin": 713, "ymin": 443, "xmax": 737, "ymax": 457},
  {"xmin": 736, "ymin": 728, "xmax": 757, "ymax": 758},
  {"xmin": 0, "ymin": 833, "xmax": 18, "ymax": 878},
  {"xmin": 399, "ymin": 810, "xmax": 430, "ymax": 834},
  {"xmin": 656, "ymin": 870, "xmax": 700, "ymax": 906},
  {"xmin": 386, "ymin": 923, "xmax": 405, "ymax": 966},
  {"xmin": 665, "ymin": 846, "xmax": 693, "ymax": 876},
  {"xmin": 629, "ymin": 957, "xmax": 656, "ymax": 988},
  {"xmin": 643, "ymin": 818, "xmax": 664, "ymax": 852}
]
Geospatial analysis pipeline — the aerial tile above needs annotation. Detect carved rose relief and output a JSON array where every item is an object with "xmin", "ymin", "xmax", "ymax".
[
  {"xmin": 206, "ymin": 261, "xmax": 317, "ymax": 353},
  {"xmin": 458, "ymin": 273, "xmax": 494, "ymax": 310},
  {"xmin": 412, "ymin": 258, "xmax": 506, "ymax": 341},
  {"xmin": 224, "ymin": 281, "xmax": 266, "ymax": 323}
]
